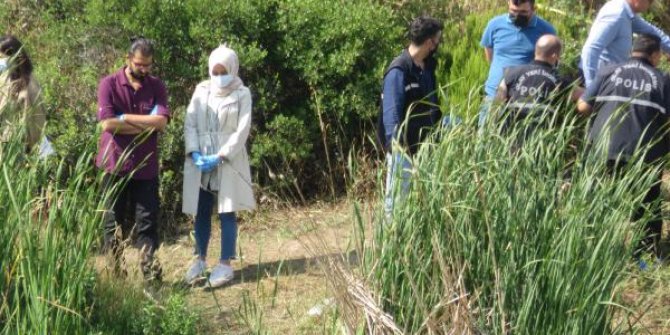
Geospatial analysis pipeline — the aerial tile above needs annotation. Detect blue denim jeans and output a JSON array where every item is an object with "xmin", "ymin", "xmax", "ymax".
[
  {"xmin": 384, "ymin": 152, "xmax": 412, "ymax": 215},
  {"xmin": 478, "ymin": 96, "xmax": 494, "ymax": 131},
  {"xmin": 195, "ymin": 188, "xmax": 237, "ymax": 261}
]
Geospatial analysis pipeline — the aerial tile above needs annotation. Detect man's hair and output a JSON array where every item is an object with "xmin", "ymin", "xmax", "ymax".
[
  {"xmin": 632, "ymin": 33, "xmax": 661, "ymax": 57},
  {"xmin": 128, "ymin": 36, "xmax": 155, "ymax": 57},
  {"xmin": 408, "ymin": 16, "xmax": 443, "ymax": 45},
  {"xmin": 535, "ymin": 34, "xmax": 562, "ymax": 58},
  {"xmin": 0, "ymin": 35, "xmax": 33, "ymax": 88},
  {"xmin": 510, "ymin": 0, "xmax": 535, "ymax": 6}
]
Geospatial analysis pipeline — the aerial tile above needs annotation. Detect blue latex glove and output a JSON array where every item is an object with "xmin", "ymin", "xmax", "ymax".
[
  {"xmin": 191, "ymin": 151, "xmax": 203, "ymax": 164},
  {"xmin": 191, "ymin": 151, "xmax": 207, "ymax": 171},
  {"xmin": 200, "ymin": 154, "xmax": 222, "ymax": 172}
]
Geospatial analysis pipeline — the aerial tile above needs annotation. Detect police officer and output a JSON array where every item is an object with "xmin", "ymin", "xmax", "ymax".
[
  {"xmin": 577, "ymin": 33, "xmax": 670, "ymax": 263},
  {"xmin": 378, "ymin": 15, "xmax": 443, "ymax": 157},
  {"xmin": 495, "ymin": 35, "xmax": 579, "ymax": 141}
]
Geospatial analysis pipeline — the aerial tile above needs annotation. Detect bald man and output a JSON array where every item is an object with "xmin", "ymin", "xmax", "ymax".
[{"xmin": 495, "ymin": 34, "xmax": 581, "ymax": 140}]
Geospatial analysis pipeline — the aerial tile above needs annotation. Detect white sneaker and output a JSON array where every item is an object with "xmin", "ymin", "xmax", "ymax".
[
  {"xmin": 184, "ymin": 259, "xmax": 207, "ymax": 284},
  {"xmin": 208, "ymin": 263, "xmax": 234, "ymax": 288}
]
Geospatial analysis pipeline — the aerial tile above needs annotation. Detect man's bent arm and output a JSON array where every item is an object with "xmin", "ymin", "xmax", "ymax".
[
  {"xmin": 122, "ymin": 114, "xmax": 168, "ymax": 132},
  {"xmin": 484, "ymin": 47, "xmax": 493, "ymax": 63},
  {"xmin": 581, "ymin": 14, "xmax": 620, "ymax": 86}
]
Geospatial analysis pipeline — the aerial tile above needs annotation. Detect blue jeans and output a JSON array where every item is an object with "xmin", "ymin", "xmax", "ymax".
[
  {"xmin": 195, "ymin": 188, "xmax": 237, "ymax": 261},
  {"xmin": 384, "ymin": 152, "xmax": 412, "ymax": 215},
  {"xmin": 478, "ymin": 96, "xmax": 494, "ymax": 131}
]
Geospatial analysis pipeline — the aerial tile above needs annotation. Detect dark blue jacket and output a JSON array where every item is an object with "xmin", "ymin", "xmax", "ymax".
[{"xmin": 377, "ymin": 49, "xmax": 440, "ymax": 155}]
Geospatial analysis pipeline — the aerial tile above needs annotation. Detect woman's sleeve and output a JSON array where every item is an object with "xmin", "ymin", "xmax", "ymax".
[
  {"xmin": 184, "ymin": 87, "xmax": 201, "ymax": 155},
  {"xmin": 217, "ymin": 89, "xmax": 252, "ymax": 158}
]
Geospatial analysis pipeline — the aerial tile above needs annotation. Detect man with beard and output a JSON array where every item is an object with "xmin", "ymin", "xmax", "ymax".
[{"xmin": 96, "ymin": 37, "xmax": 170, "ymax": 281}]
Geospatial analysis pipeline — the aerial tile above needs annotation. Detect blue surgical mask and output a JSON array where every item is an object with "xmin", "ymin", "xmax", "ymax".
[
  {"xmin": 0, "ymin": 58, "xmax": 7, "ymax": 73},
  {"xmin": 212, "ymin": 74, "xmax": 234, "ymax": 88}
]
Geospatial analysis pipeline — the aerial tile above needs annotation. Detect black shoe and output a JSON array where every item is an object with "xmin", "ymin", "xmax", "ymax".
[{"xmin": 140, "ymin": 253, "xmax": 163, "ymax": 283}]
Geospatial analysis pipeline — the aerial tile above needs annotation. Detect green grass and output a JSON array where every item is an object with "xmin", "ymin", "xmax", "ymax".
[
  {"xmin": 0, "ymin": 109, "xmax": 201, "ymax": 334},
  {"xmin": 362, "ymin": 102, "xmax": 661, "ymax": 334},
  {"xmin": 0, "ymin": 121, "xmax": 106, "ymax": 333}
]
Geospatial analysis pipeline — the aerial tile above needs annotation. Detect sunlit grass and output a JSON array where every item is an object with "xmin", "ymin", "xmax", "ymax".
[{"xmin": 363, "ymin": 100, "xmax": 659, "ymax": 334}]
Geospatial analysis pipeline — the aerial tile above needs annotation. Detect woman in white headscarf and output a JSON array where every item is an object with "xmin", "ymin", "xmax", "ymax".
[{"xmin": 182, "ymin": 45, "xmax": 255, "ymax": 287}]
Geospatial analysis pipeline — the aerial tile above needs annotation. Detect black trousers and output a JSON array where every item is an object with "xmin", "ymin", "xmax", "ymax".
[
  {"xmin": 102, "ymin": 174, "xmax": 160, "ymax": 256},
  {"xmin": 633, "ymin": 176, "xmax": 663, "ymax": 258},
  {"xmin": 607, "ymin": 160, "xmax": 663, "ymax": 258}
]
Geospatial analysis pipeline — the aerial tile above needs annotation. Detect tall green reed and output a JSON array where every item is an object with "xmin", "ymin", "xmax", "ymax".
[
  {"xmin": 0, "ymin": 115, "xmax": 113, "ymax": 333},
  {"xmin": 368, "ymin": 100, "xmax": 657, "ymax": 334}
]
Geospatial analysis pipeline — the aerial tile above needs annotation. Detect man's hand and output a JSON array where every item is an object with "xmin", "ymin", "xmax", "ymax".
[{"xmin": 576, "ymin": 98, "xmax": 593, "ymax": 115}]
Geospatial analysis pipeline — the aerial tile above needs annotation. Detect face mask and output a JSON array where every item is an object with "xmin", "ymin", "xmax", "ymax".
[
  {"xmin": 0, "ymin": 58, "xmax": 7, "ymax": 73},
  {"xmin": 428, "ymin": 47, "xmax": 438, "ymax": 59},
  {"xmin": 509, "ymin": 13, "xmax": 530, "ymax": 28},
  {"xmin": 212, "ymin": 74, "xmax": 234, "ymax": 88}
]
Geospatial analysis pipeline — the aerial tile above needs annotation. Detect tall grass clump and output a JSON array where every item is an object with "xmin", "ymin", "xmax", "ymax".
[
  {"xmin": 0, "ymin": 110, "xmax": 111, "ymax": 333},
  {"xmin": 366, "ymin": 103, "xmax": 657, "ymax": 334}
]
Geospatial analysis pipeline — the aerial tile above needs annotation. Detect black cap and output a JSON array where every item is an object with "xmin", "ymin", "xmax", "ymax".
[{"xmin": 632, "ymin": 33, "xmax": 661, "ymax": 56}]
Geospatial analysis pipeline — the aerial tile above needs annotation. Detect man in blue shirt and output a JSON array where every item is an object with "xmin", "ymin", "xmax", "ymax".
[
  {"xmin": 378, "ymin": 15, "xmax": 443, "ymax": 215},
  {"xmin": 581, "ymin": 0, "xmax": 670, "ymax": 87},
  {"xmin": 480, "ymin": 0, "xmax": 556, "ymax": 128}
]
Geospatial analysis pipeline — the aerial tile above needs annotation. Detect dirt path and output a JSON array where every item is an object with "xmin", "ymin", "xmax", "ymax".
[
  {"xmin": 106, "ymin": 200, "xmax": 361, "ymax": 334},
  {"xmin": 95, "ymin": 198, "xmax": 670, "ymax": 334}
]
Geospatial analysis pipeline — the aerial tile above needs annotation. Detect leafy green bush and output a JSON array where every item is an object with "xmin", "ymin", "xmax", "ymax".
[
  {"xmin": 439, "ymin": 10, "xmax": 498, "ymax": 115},
  {"xmin": 3, "ymin": 0, "xmax": 393, "ymax": 209},
  {"xmin": 272, "ymin": 0, "xmax": 402, "ymax": 196}
]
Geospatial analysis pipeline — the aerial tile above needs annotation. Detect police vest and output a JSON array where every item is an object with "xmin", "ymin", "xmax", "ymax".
[
  {"xmin": 499, "ymin": 60, "xmax": 565, "ymax": 139},
  {"xmin": 588, "ymin": 57, "xmax": 670, "ymax": 163},
  {"xmin": 377, "ymin": 49, "xmax": 440, "ymax": 155}
]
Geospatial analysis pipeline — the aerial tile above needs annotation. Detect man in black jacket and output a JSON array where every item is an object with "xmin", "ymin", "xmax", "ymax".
[
  {"xmin": 578, "ymin": 33, "xmax": 670, "ymax": 264},
  {"xmin": 495, "ymin": 34, "xmax": 581, "ymax": 143},
  {"xmin": 378, "ymin": 15, "xmax": 443, "ymax": 215}
]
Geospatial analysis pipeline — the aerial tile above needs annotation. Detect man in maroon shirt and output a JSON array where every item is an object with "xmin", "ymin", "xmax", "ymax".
[{"xmin": 97, "ymin": 37, "xmax": 170, "ymax": 281}]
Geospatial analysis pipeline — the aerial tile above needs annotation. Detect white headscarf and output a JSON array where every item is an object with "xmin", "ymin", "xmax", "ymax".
[{"xmin": 208, "ymin": 45, "xmax": 244, "ymax": 96}]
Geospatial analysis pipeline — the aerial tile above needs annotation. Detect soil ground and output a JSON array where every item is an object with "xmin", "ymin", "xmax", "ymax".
[
  {"xmin": 96, "ymin": 199, "xmax": 670, "ymax": 334},
  {"xmin": 98, "ymin": 200, "xmax": 361, "ymax": 334}
]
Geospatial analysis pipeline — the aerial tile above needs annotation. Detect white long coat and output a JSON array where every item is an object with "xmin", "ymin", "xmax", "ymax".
[{"xmin": 182, "ymin": 81, "xmax": 256, "ymax": 215}]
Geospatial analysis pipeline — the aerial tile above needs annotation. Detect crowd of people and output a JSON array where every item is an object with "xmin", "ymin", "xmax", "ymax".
[
  {"xmin": 1, "ymin": 0, "xmax": 668, "ymax": 289},
  {"xmin": 0, "ymin": 35, "xmax": 255, "ymax": 287},
  {"xmin": 380, "ymin": 0, "xmax": 670, "ymax": 269}
]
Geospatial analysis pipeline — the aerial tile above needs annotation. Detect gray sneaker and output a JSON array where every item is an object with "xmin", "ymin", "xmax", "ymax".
[
  {"xmin": 208, "ymin": 264, "xmax": 234, "ymax": 288},
  {"xmin": 184, "ymin": 259, "xmax": 207, "ymax": 284}
]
